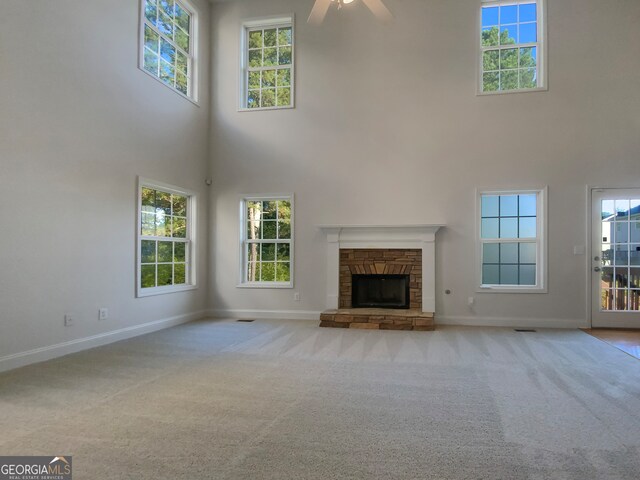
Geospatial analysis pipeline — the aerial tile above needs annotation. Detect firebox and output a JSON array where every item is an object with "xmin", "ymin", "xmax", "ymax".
[{"xmin": 351, "ymin": 274, "xmax": 410, "ymax": 309}]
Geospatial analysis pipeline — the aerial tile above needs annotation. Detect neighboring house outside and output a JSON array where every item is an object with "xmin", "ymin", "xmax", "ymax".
[{"xmin": 601, "ymin": 205, "xmax": 640, "ymax": 310}]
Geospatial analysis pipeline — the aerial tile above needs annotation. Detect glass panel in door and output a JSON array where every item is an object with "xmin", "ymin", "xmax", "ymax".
[{"xmin": 593, "ymin": 190, "xmax": 640, "ymax": 327}]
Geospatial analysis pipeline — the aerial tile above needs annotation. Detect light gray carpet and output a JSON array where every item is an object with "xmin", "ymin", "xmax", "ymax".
[{"xmin": 2, "ymin": 319, "xmax": 640, "ymax": 479}]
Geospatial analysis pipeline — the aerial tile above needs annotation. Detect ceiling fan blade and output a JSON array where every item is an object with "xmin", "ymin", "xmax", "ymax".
[
  {"xmin": 308, "ymin": 0, "xmax": 333, "ymax": 25},
  {"xmin": 361, "ymin": 0, "xmax": 393, "ymax": 22}
]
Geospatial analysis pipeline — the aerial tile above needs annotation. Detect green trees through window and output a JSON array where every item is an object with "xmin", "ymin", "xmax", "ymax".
[
  {"xmin": 481, "ymin": 1, "xmax": 541, "ymax": 93},
  {"xmin": 245, "ymin": 199, "xmax": 292, "ymax": 284},
  {"xmin": 140, "ymin": 186, "xmax": 191, "ymax": 291},
  {"xmin": 142, "ymin": 0, "xmax": 194, "ymax": 97},
  {"xmin": 245, "ymin": 21, "xmax": 293, "ymax": 109}
]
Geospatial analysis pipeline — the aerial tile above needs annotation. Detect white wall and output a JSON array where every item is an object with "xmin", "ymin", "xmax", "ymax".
[
  {"xmin": 0, "ymin": 0, "xmax": 211, "ymax": 367},
  {"xmin": 209, "ymin": 0, "xmax": 640, "ymax": 326}
]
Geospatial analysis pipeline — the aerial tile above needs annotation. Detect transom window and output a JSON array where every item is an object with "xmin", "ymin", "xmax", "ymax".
[
  {"xmin": 240, "ymin": 197, "xmax": 293, "ymax": 287},
  {"xmin": 137, "ymin": 180, "xmax": 196, "ymax": 297},
  {"xmin": 241, "ymin": 17, "xmax": 294, "ymax": 110},
  {"xmin": 141, "ymin": 0, "xmax": 197, "ymax": 100},
  {"xmin": 480, "ymin": 0, "xmax": 544, "ymax": 93},
  {"xmin": 478, "ymin": 189, "xmax": 546, "ymax": 291}
]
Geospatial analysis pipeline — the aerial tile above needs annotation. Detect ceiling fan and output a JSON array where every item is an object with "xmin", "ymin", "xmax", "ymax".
[{"xmin": 307, "ymin": 0, "xmax": 393, "ymax": 25}]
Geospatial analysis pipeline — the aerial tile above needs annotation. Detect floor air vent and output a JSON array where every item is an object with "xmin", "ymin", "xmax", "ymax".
[
  {"xmin": 514, "ymin": 329, "xmax": 537, "ymax": 332},
  {"xmin": 237, "ymin": 319, "xmax": 255, "ymax": 323}
]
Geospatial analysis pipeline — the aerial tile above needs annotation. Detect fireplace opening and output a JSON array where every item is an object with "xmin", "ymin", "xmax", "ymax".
[{"xmin": 351, "ymin": 274, "xmax": 410, "ymax": 309}]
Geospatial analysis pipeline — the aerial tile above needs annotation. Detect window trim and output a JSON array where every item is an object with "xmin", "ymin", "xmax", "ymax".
[
  {"xmin": 238, "ymin": 15, "xmax": 295, "ymax": 112},
  {"xmin": 238, "ymin": 194, "xmax": 295, "ymax": 289},
  {"xmin": 136, "ymin": 177, "xmax": 198, "ymax": 298},
  {"xmin": 477, "ymin": 0, "xmax": 547, "ymax": 96},
  {"xmin": 138, "ymin": 0, "xmax": 200, "ymax": 104},
  {"xmin": 476, "ymin": 187, "xmax": 548, "ymax": 293}
]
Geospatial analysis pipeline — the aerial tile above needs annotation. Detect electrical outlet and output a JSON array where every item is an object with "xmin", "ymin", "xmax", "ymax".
[
  {"xmin": 99, "ymin": 308, "xmax": 109, "ymax": 321},
  {"xmin": 64, "ymin": 315, "xmax": 74, "ymax": 327},
  {"xmin": 294, "ymin": 292, "xmax": 300, "ymax": 302}
]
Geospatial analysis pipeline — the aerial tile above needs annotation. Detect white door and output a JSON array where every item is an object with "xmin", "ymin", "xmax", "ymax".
[{"xmin": 591, "ymin": 189, "xmax": 640, "ymax": 328}]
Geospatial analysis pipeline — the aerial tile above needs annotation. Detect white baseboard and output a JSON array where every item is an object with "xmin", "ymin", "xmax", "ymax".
[
  {"xmin": 209, "ymin": 309, "xmax": 321, "ymax": 321},
  {"xmin": 0, "ymin": 310, "xmax": 207, "ymax": 374},
  {"xmin": 208, "ymin": 309, "xmax": 586, "ymax": 329},
  {"xmin": 437, "ymin": 315, "xmax": 588, "ymax": 329}
]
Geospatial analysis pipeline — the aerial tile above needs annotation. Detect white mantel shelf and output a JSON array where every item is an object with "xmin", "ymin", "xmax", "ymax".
[
  {"xmin": 318, "ymin": 225, "xmax": 445, "ymax": 230},
  {"xmin": 318, "ymin": 224, "xmax": 445, "ymax": 313}
]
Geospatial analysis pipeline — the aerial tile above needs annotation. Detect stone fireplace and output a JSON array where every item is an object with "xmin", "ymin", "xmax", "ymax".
[
  {"xmin": 318, "ymin": 225, "xmax": 443, "ymax": 330},
  {"xmin": 340, "ymin": 249, "xmax": 422, "ymax": 309}
]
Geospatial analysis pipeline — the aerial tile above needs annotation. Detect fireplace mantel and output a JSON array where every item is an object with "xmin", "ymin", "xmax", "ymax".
[{"xmin": 318, "ymin": 225, "xmax": 444, "ymax": 313}]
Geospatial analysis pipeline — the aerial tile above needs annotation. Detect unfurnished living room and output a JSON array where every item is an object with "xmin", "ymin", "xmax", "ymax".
[{"xmin": 1, "ymin": 0, "xmax": 640, "ymax": 478}]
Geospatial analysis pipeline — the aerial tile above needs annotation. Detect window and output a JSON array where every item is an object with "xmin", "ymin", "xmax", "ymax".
[
  {"xmin": 240, "ymin": 17, "xmax": 294, "ymax": 110},
  {"xmin": 478, "ymin": 188, "xmax": 547, "ymax": 292},
  {"xmin": 137, "ymin": 179, "xmax": 196, "ymax": 297},
  {"xmin": 140, "ymin": 0, "xmax": 197, "ymax": 100},
  {"xmin": 480, "ymin": 0, "xmax": 545, "ymax": 93},
  {"xmin": 240, "ymin": 196, "xmax": 293, "ymax": 287}
]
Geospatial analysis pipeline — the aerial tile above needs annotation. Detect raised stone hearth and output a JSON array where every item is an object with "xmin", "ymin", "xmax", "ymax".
[
  {"xmin": 318, "ymin": 225, "xmax": 443, "ymax": 331},
  {"xmin": 320, "ymin": 308, "xmax": 434, "ymax": 331}
]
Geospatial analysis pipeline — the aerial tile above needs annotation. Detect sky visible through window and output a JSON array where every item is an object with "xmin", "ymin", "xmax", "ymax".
[
  {"xmin": 481, "ymin": 193, "xmax": 538, "ymax": 286},
  {"xmin": 481, "ymin": 1, "xmax": 539, "ymax": 92}
]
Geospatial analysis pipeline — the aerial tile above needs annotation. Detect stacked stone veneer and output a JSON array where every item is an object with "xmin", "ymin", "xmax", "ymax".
[
  {"xmin": 319, "ymin": 309, "xmax": 434, "ymax": 331},
  {"xmin": 339, "ymin": 249, "xmax": 422, "ymax": 310}
]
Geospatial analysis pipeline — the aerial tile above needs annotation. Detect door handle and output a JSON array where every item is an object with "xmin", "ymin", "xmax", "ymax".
[{"xmin": 594, "ymin": 267, "xmax": 601, "ymax": 272}]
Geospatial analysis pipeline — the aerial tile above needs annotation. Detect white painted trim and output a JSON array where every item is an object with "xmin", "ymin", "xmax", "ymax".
[
  {"xmin": 209, "ymin": 309, "xmax": 321, "ymax": 321},
  {"xmin": 238, "ymin": 193, "xmax": 295, "ymax": 288},
  {"xmin": 236, "ymin": 283, "xmax": 293, "ymax": 289},
  {"xmin": 318, "ymin": 225, "xmax": 444, "ymax": 313},
  {"xmin": 207, "ymin": 310, "xmax": 587, "ymax": 329},
  {"xmin": 586, "ymin": 185, "xmax": 594, "ymax": 327},
  {"xmin": 475, "ymin": 186, "xmax": 548, "ymax": 293},
  {"xmin": 238, "ymin": 14, "xmax": 295, "ymax": 111},
  {"xmin": 476, "ymin": 0, "xmax": 547, "ymax": 95},
  {"xmin": 136, "ymin": 177, "xmax": 197, "ymax": 298},
  {"xmin": 437, "ymin": 315, "xmax": 588, "ymax": 329},
  {"xmin": 477, "ymin": 86, "xmax": 548, "ymax": 97},
  {"xmin": 586, "ymin": 184, "xmax": 640, "ymax": 327},
  {"xmin": 588, "ymin": 186, "xmax": 640, "ymax": 328},
  {"xmin": 137, "ymin": 0, "xmax": 200, "ymax": 104},
  {"xmin": 0, "ymin": 311, "xmax": 207, "ymax": 374}
]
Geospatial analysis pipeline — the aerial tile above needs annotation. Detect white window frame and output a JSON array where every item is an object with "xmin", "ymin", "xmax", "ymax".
[
  {"xmin": 477, "ymin": 0, "xmax": 547, "ymax": 95},
  {"xmin": 476, "ymin": 187, "xmax": 548, "ymax": 293},
  {"xmin": 136, "ymin": 177, "xmax": 197, "ymax": 297},
  {"xmin": 138, "ymin": 0, "xmax": 199, "ymax": 103},
  {"xmin": 239, "ymin": 15, "xmax": 295, "ymax": 112},
  {"xmin": 238, "ymin": 194, "xmax": 294, "ymax": 288}
]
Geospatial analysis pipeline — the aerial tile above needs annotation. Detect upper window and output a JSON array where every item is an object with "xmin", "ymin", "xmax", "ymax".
[
  {"xmin": 239, "ymin": 196, "xmax": 293, "ymax": 287},
  {"xmin": 480, "ymin": 0, "xmax": 545, "ymax": 94},
  {"xmin": 137, "ymin": 179, "xmax": 196, "ymax": 297},
  {"xmin": 240, "ymin": 17, "xmax": 294, "ymax": 110},
  {"xmin": 478, "ymin": 188, "xmax": 547, "ymax": 292},
  {"xmin": 141, "ymin": 0, "xmax": 197, "ymax": 100}
]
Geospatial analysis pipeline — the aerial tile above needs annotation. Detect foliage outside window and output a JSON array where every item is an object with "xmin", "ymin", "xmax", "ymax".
[
  {"xmin": 141, "ymin": 0, "xmax": 196, "ymax": 99},
  {"xmin": 138, "ymin": 181, "xmax": 195, "ymax": 296},
  {"xmin": 480, "ymin": 0, "xmax": 543, "ymax": 93},
  {"xmin": 479, "ymin": 189, "xmax": 546, "ymax": 291},
  {"xmin": 241, "ymin": 197, "xmax": 293, "ymax": 286},
  {"xmin": 242, "ymin": 17, "xmax": 294, "ymax": 109}
]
